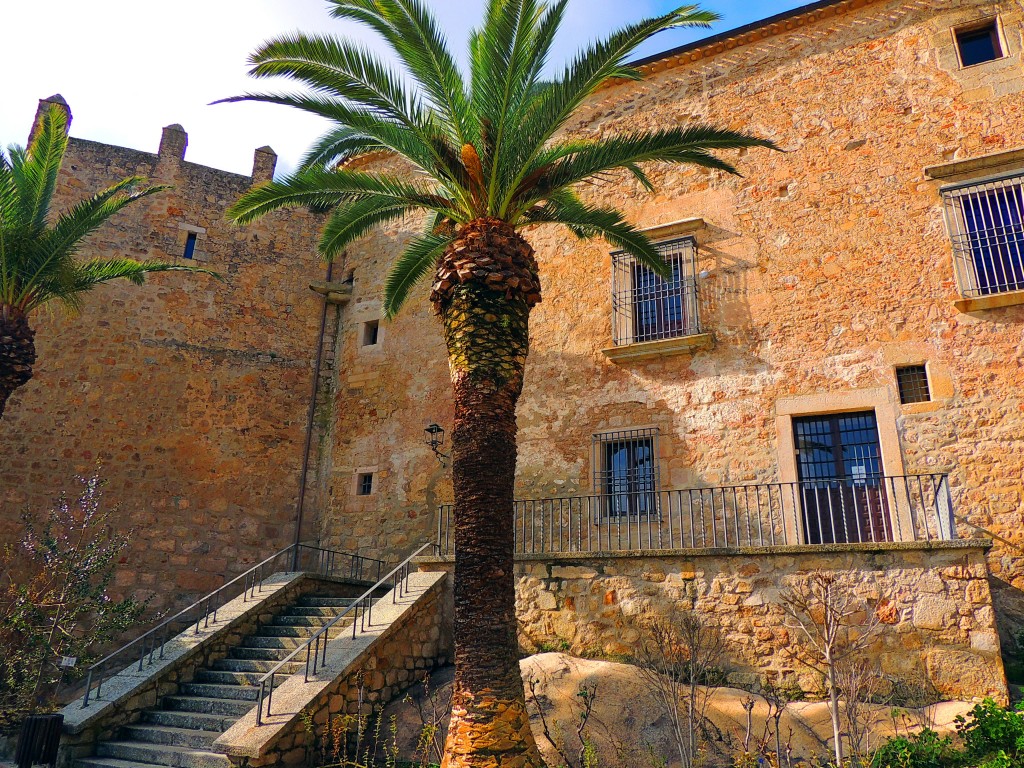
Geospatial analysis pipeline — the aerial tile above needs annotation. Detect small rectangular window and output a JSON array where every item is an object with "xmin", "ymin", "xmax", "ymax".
[
  {"xmin": 592, "ymin": 428, "xmax": 659, "ymax": 518},
  {"xmin": 361, "ymin": 320, "xmax": 380, "ymax": 347},
  {"xmin": 183, "ymin": 232, "xmax": 197, "ymax": 260},
  {"xmin": 896, "ymin": 365, "xmax": 931, "ymax": 405},
  {"xmin": 956, "ymin": 20, "xmax": 1003, "ymax": 67},
  {"xmin": 357, "ymin": 472, "xmax": 374, "ymax": 496},
  {"xmin": 942, "ymin": 173, "xmax": 1024, "ymax": 297}
]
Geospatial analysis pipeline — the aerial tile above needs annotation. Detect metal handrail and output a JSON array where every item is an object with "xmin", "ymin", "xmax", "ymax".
[
  {"xmin": 255, "ymin": 541, "xmax": 439, "ymax": 725},
  {"xmin": 81, "ymin": 543, "xmax": 385, "ymax": 708},
  {"xmin": 437, "ymin": 474, "xmax": 957, "ymax": 555}
]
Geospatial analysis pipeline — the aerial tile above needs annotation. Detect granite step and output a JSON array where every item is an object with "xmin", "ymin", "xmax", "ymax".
[
  {"xmin": 228, "ymin": 646, "xmax": 292, "ymax": 662},
  {"xmin": 141, "ymin": 710, "xmax": 237, "ymax": 733},
  {"xmin": 298, "ymin": 596, "xmax": 359, "ymax": 608},
  {"xmin": 161, "ymin": 696, "xmax": 254, "ymax": 717},
  {"xmin": 271, "ymin": 614, "xmax": 340, "ymax": 627},
  {"xmin": 281, "ymin": 606, "xmax": 349, "ymax": 618},
  {"xmin": 120, "ymin": 725, "xmax": 217, "ymax": 751},
  {"xmin": 242, "ymin": 635, "xmax": 308, "ymax": 650},
  {"xmin": 178, "ymin": 683, "xmax": 259, "ymax": 702},
  {"xmin": 77, "ymin": 758, "xmax": 180, "ymax": 768},
  {"xmin": 95, "ymin": 742, "xmax": 229, "ymax": 768},
  {"xmin": 194, "ymin": 669, "xmax": 289, "ymax": 687},
  {"xmin": 208, "ymin": 658, "xmax": 302, "ymax": 674}
]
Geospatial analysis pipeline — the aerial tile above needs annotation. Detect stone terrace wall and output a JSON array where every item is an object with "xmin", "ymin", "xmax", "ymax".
[
  {"xmin": 422, "ymin": 542, "xmax": 1007, "ymax": 704},
  {"xmin": 0, "ymin": 111, "xmax": 328, "ymax": 616},
  {"xmin": 322, "ymin": 0, "xmax": 1024, "ymax": 646}
]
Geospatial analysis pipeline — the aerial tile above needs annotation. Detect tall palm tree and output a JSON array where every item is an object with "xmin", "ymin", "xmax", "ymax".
[
  {"xmin": 0, "ymin": 105, "xmax": 213, "ymax": 418},
  {"xmin": 225, "ymin": 2, "xmax": 777, "ymax": 765}
]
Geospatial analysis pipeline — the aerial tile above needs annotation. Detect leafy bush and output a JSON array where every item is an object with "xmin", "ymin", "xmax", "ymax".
[
  {"xmin": 870, "ymin": 729, "xmax": 955, "ymax": 768},
  {"xmin": 0, "ymin": 472, "xmax": 144, "ymax": 721}
]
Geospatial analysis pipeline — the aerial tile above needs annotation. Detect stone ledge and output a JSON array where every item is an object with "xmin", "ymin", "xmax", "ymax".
[
  {"xmin": 602, "ymin": 333, "xmax": 713, "ymax": 363},
  {"xmin": 640, "ymin": 217, "xmax": 706, "ymax": 240},
  {"xmin": 953, "ymin": 289, "xmax": 1024, "ymax": 313},
  {"xmin": 415, "ymin": 538, "xmax": 992, "ymax": 567},
  {"xmin": 924, "ymin": 147, "xmax": 1024, "ymax": 180}
]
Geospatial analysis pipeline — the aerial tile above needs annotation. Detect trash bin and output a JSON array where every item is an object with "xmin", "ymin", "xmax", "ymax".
[{"xmin": 14, "ymin": 713, "xmax": 63, "ymax": 768}]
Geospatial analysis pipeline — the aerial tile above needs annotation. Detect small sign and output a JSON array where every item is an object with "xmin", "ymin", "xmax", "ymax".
[{"xmin": 59, "ymin": 656, "xmax": 77, "ymax": 669}]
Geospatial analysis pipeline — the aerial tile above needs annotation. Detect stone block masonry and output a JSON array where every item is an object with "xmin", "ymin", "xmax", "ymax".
[
  {"xmin": 0, "ymin": 103, "xmax": 330, "ymax": 621},
  {"xmin": 420, "ymin": 541, "xmax": 1008, "ymax": 705}
]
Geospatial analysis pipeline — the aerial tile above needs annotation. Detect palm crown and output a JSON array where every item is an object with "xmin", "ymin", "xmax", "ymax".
[
  {"xmin": 225, "ymin": 0, "xmax": 777, "ymax": 317},
  {"xmin": 0, "ymin": 105, "xmax": 210, "ymax": 316}
]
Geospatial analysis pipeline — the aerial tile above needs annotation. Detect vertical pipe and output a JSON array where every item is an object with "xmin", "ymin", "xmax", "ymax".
[{"xmin": 293, "ymin": 261, "xmax": 334, "ymax": 571}]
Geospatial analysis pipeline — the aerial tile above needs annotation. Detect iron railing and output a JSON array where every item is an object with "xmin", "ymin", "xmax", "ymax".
[
  {"xmin": 611, "ymin": 236, "xmax": 701, "ymax": 346},
  {"xmin": 255, "ymin": 541, "xmax": 439, "ymax": 725},
  {"xmin": 942, "ymin": 171, "xmax": 1024, "ymax": 298},
  {"xmin": 436, "ymin": 475, "xmax": 956, "ymax": 555},
  {"xmin": 80, "ymin": 543, "xmax": 384, "ymax": 708}
]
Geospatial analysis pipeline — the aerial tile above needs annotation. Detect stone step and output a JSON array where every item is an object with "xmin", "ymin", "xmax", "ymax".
[
  {"xmin": 280, "ymin": 606, "xmax": 349, "ymax": 618},
  {"xmin": 77, "ymin": 757, "xmax": 176, "ymax": 768},
  {"xmin": 95, "ymin": 742, "xmax": 229, "ymax": 768},
  {"xmin": 271, "ymin": 614, "xmax": 339, "ymax": 627},
  {"xmin": 142, "ymin": 710, "xmax": 237, "ymax": 733},
  {"xmin": 194, "ymin": 669, "xmax": 289, "ymax": 687},
  {"xmin": 298, "ymin": 596, "xmax": 359, "ymax": 608},
  {"xmin": 162, "ymin": 696, "xmax": 254, "ymax": 717},
  {"xmin": 242, "ymin": 635, "xmax": 308, "ymax": 650},
  {"xmin": 256, "ymin": 623, "xmax": 350, "ymax": 639},
  {"xmin": 120, "ymin": 725, "xmax": 217, "ymax": 751},
  {"xmin": 209, "ymin": 658, "xmax": 302, "ymax": 675},
  {"xmin": 179, "ymin": 683, "xmax": 259, "ymax": 702},
  {"xmin": 229, "ymin": 646, "xmax": 292, "ymax": 662}
]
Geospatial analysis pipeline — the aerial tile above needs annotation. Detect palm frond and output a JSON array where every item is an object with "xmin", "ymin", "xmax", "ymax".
[
  {"xmin": 520, "ymin": 191, "xmax": 667, "ymax": 276},
  {"xmin": 382, "ymin": 227, "xmax": 455, "ymax": 318},
  {"xmin": 298, "ymin": 127, "xmax": 386, "ymax": 171},
  {"xmin": 228, "ymin": 169, "xmax": 456, "ymax": 226},
  {"xmin": 318, "ymin": 196, "xmax": 415, "ymax": 259},
  {"xmin": 10, "ymin": 106, "xmax": 70, "ymax": 234}
]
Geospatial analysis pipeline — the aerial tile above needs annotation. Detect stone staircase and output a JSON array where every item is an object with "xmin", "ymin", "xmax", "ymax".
[{"xmin": 75, "ymin": 595, "xmax": 358, "ymax": 768}]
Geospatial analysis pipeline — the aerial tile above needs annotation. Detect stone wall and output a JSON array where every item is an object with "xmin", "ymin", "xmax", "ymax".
[
  {"xmin": 318, "ymin": 0, "xmax": 1024, "ymax": 649},
  {"xmin": 0, "ymin": 105, "xmax": 328, "ymax": 617},
  {"xmin": 421, "ymin": 542, "xmax": 1007, "ymax": 704}
]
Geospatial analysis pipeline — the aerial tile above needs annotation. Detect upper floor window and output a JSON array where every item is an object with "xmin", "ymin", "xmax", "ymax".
[
  {"xmin": 611, "ymin": 237, "xmax": 699, "ymax": 346},
  {"xmin": 955, "ymin": 20, "xmax": 1003, "ymax": 68},
  {"xmin": 942, "ymin": 172, "xmax": 1024, "ymax": 297}
]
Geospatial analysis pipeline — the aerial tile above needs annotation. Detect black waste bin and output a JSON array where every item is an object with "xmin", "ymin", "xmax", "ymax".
[{"xmin": 14, "ymin": 713, "xmax": 64, "ymax": 768}]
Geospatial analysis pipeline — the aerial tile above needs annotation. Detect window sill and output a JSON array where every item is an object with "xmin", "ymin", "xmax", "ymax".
[
  {"xmin": 602, "ymin": 333, "xmax": 713, "ymax": 363},
  {"xmin": 953, "ymin": 289, "xmax": 1024, "ymax": 313}
]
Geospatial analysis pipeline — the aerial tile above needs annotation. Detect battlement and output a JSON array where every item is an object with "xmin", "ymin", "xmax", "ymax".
[{"xmin": 31, "ymin": 94, "xmax": 277, "ymax": 184}]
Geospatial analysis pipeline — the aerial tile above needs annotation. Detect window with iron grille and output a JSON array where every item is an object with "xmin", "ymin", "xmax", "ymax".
[
  {"xmin": 896, "ymin": 365, "xmax": 931, "ymax": 405},
  {"xmin": 942, "ymin": 172, "xmax": 1024, "ymax": 297},
  {"xmin": 357, "ymin": 472, "xmax": 374, "ymax": 496},
  {"xmin": 592, "ymin": 428, "xmax": 660, "ymax": 517},
  {"xmin": 611, "ymin": 237, "xmax": 699, "ymax": 346}
]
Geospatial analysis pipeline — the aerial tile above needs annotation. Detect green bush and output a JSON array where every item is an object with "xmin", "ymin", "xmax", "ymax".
[{"xmin": 870, "ymin": 729, "xmax": 956, "ymax": 768}]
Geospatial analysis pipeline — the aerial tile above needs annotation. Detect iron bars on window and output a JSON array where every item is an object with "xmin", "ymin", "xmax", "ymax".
[
  {"xmin": 611, "ymin": 236, "xmax": 700, "ymax": 346},
  {"xmin": 943, "ymin": 172, "xmax": 1024, "ymax": 298}
]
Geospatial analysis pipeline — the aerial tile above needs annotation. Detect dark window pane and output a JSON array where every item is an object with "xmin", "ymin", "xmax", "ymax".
[
  {"xmin": 183, "ymin": 232, "xmax": 197, "ymax": 259},
  {"xmin": 896, "ymin": 365, "xmax": 931, "ymax": 404},
  {"xmin": 957, "ymin": 24, "xmax": 1002, "ymax": 67}
]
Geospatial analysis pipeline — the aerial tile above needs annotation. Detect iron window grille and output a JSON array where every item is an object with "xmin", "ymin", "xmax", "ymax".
[
  {"xmin": 942, "ymin": 172, "xmax": 1024, "ymax": 298},
  {"xmin": 592, "ymin": 428, "xmax": 660, "ymax": 519},
  {"xmin": 611, "ymin": 237, "xmax": 700, "ymax": 346},
  {"xmin": 357, "ymin": 473, "xmax": 374, "ymax": 496},
  {"xmin": 896, "ymin": 365, "xmax": 931, "ymax": 405}
]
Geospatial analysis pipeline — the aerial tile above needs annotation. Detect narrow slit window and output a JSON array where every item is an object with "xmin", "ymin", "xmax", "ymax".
[
  {"xmin": 896, "ymin": 365, "xmax": 931, "ymax": 405},
  {"xmin": 357, "ymin": 472, "xmax": 374, "ymax": 496},
  {"xmin": 361, "ymin": 320, "xmax": 380, "ymax": 347},
  {"xmin": 956, "ymin": 21, "xmax": 1003, "ymax": 67},
  {"xmin": 183, "ymin": 232, "xmax": 197, "ymax": 260}
]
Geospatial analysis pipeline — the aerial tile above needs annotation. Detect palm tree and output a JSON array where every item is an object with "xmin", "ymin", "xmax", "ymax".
[
  {"xmin": 225, "ymin": 2, "xmax": 778, "ymax": 765},
  {"xmin": 0, "ymin": 104, "xmax": 213, "ymax": 418}
]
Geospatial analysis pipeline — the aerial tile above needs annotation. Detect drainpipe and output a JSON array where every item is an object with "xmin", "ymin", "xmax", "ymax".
[{"xmin": 293, "ymin": 261, "xmax": 334, "ymax": 571}]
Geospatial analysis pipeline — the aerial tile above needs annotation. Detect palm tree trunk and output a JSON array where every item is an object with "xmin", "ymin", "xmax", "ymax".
[
  {"xmin": 436, "ymin": 218, "xmax": 545, "ymax": 768},
  {"xmin": 0, "ymin": 306, "xmax": 36, "ymax": 418}
]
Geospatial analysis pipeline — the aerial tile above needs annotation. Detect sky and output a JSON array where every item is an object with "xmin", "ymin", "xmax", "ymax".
[{"xmin": 1, "ymin": 1, "xmax": 810, "ymax": 177}]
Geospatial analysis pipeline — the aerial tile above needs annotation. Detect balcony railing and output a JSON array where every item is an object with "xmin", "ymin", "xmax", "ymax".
[{"xmin": 435, "ymin": 475, "xmax": 956, "ymax": 556}]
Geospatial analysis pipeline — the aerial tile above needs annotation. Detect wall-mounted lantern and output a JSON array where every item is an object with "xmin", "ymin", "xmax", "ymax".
[{"xmin": 425, "ymin": 423, "xmax": 451, "ymax": 466}]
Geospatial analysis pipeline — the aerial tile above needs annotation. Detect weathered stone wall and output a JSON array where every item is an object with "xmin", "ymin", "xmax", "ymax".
[
  {"xmin": 422, "ymin": 542, "xmax": 1007, "ymax": 704},
  {"xmin": 238, "ymin": 574, "xmax": 451, "ymax": 768},
  {"xmin": 0, "ymin": 113, "xmax": 328, "ymax": 616},
  {"xmin": 320, "ymin": 0, "xmax": 1024, "ymax": 649}
]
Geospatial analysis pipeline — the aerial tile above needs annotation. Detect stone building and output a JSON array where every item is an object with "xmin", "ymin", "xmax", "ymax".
[{"xmin": 2, "ymin": 0, "xmax": 1024, "ymax": 697}]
